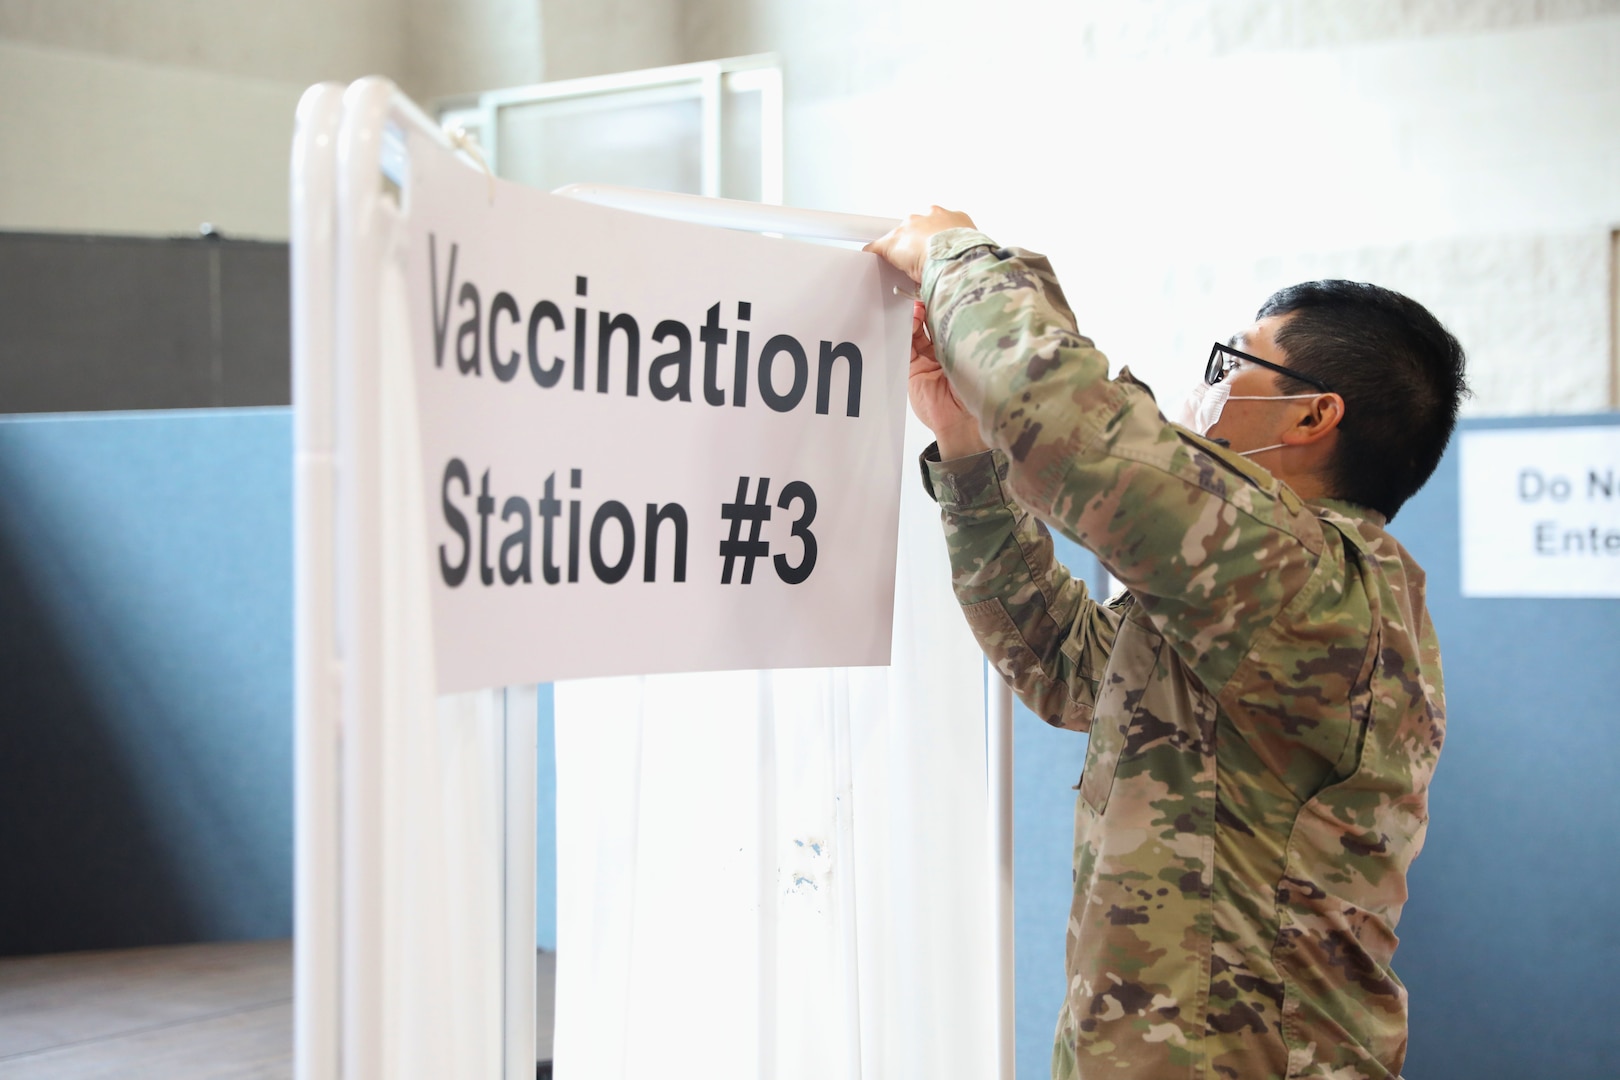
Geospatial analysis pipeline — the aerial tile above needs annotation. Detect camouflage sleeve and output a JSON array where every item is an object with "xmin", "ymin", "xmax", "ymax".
[
  {"xmin": 924, "ymin": 442, "xmax": 1121, "ymax": 732},
  {"xmin": 920, "ymin": 229, "xmax": 1323, "ymax": 694}
]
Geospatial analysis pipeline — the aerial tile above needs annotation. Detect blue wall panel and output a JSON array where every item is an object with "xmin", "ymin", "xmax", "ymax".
[
  {"xmin": 0, "ymin": 406, "xmax": 566, "ymax": 957},
  {"xmin": 1388, "ymin": 414, "xmax": 1620, "ymax": 1079},
  {"xmin": 1012, "ymin": 532, "xmax": 1101, "ymax": 1079},
  {"xmin": 0, "ymin": 408, "xmax": 294, "ymax": 953}
]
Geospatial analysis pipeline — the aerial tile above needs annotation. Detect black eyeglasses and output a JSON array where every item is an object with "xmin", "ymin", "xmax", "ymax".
[{"xmin": 1206, "ymin": 342, "xmax": 1333, "ymax": 394}]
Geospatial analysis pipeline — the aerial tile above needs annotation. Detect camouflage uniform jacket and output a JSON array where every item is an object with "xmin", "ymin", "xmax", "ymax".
[{"xmin": 918, "ymin": 230, "xmax": 1445, "ymax": 1079}]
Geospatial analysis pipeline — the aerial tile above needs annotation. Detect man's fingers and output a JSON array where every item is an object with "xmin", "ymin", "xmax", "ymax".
[
  {"xmin": 868, "ymin": 205, "xmax": 977, "ymax": 282},
  {"xmin": 913, "ymin": 300, "xmax": 935, "ymax": 348},
  {"xmin": 912, "ymin": 323, "xmax": 937, "ymax": 365},
  {"xmin": 863, "ymin": 224, "xmax": 902, "ymax": 259}
]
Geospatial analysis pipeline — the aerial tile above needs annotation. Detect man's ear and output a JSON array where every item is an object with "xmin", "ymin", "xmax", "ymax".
[{"xmin": 1281, "ymin": 392, "xmax": 1345, "ymax": 446}]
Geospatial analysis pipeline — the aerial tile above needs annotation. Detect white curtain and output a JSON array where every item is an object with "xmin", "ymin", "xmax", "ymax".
[
  {"xmin": 372, "ymin": 254, "xmax": 511, "ymax": 1079},
  {"xmin": 554, "ymin": 414, "xmax": 993, "ymax": 1080}
]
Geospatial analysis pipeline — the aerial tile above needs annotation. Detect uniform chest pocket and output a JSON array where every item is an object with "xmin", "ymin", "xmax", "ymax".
[{"xmin": 1078, "ymin": 614, "xmax": 1166, "ymax": 815}]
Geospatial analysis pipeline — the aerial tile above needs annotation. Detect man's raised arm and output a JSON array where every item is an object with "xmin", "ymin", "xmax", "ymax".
[{"xmin": 872, "ymin": 210, "xmax": 1325, "ymax": 695}]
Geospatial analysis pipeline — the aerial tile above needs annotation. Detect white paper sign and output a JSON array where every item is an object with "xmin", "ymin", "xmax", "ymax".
[
  {"xmin": 397, "ymin": 130, "xmax": 913, "ymax": 692},
  {"xmin": 1459, "ymin": 426, "xmax": 1620, "ymax": 598}
]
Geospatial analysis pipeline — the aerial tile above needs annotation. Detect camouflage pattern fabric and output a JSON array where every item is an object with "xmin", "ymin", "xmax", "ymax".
[{"xmin": 918, "ymin": 230, "xmax": 1445, "ymax": 1079}]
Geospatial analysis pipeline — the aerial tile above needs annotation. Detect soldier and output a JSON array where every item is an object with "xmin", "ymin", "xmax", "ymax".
[{"xmin": 867, "ymin": 208, "xmax": 1467, "ymax": 1079}]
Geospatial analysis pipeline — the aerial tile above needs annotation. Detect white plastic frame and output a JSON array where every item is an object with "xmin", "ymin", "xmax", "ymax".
[
  {"xmin": 439, "ymin": 54, "xmax": 784, "ymax": 204},
  {"xmin": 291, "ymin": 79, "xmax": 344, "ymax": 1080},
  {"xmin": 292, "ymin": 77, "xmax": 538, "ymax": 1080},
  {"xmin": 294, "ymin": 71, "xmax": 1016, "ymax": 1080}
]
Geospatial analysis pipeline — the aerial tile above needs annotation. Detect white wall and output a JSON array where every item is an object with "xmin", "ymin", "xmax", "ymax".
[{"xmin": 672, "ymin": 0, "xmax": 1620, "ymax": 417}]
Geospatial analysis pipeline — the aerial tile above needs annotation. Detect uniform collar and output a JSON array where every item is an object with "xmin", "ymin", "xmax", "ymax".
[{"xmin": 1309, "ymin": 496, "xmax": 1386, "ymax": 529}]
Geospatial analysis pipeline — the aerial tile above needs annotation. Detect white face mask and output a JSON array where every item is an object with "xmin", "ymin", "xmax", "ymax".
[
  {"xmin": 1175, "ymin": 381, "xmax": 1321, "ymax": 457},
  {"xmin": 1175, "ymin": 379, "xmax": 1231, "ymax": 437}
]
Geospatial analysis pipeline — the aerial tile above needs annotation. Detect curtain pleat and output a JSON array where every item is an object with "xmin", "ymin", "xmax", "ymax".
[{"xmin": 555, "ymin": 415, "xmax": 994, "ymax": 1080}]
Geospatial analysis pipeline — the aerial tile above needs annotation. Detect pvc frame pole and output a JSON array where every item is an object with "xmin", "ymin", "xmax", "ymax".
[
  {"xmin": 291, "ymin": 79, "xmax": 345, "ymax": 1080},
  {"xmin": 988, "ymin": 669, "xmax": 1016, "ymax": 1080},
  {"xmin": 553, "ymin": 183, "xmax": 898, "ymax": 243},
  {"xmin": 502, "ymin": 686, "xmax": 539, "ymax": 1080},
  {"xmin": 831, "ymin": 671, "xmax": 863, "ymax": 1080},
  {"xmin": 334, "ymin": 77, "xmax": 396, "ymax": 1080}
]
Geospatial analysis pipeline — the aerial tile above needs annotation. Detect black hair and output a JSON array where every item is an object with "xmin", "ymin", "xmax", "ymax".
[{"xmin": 1256, "ymin": 280, "xmax": 1469, "ymax": 521}]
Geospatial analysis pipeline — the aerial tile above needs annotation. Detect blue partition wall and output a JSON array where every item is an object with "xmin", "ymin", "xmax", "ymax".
[
  {"xmin": 1011, "ymin": 413, "xmax": 1620, "ymax": 1078},
  {"xmin": 1387, "ymin": 414, "xmax": 1620, "ymax": 1079},
  {"xmin": 0, "ymin": 409, "xmax": 295, "ymax": 953},
  {"xmin": 0, "ymin": 406, "xmax": 565, "ymax": 956},
  {"xmin": 1009, "ymin": 534, "xmax": 1103, "ymax": 1079}
]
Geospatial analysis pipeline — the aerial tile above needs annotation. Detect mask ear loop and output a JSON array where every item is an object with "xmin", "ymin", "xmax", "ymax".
[
  {"xmin": 1237, "ymin": 442, "xmax": 1286, "ymax": 458},
  {"xmin": 1227, "ymin": 393, "xmax": 1337, "ymax": 457}
]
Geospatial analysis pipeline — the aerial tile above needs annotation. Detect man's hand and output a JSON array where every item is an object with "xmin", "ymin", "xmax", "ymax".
[
  {"xmin": 908, "ymin": 301, "xmax": 988, "ymax": 459},
  {"xmin": 864, "ymin": 205, "xmax": 977, "ymax": 284}
]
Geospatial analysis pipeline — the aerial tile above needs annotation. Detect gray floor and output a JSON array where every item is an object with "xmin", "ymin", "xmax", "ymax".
[{"xmin": 0, "ymin": 941, "xmax": 557, "ymax": 1077}]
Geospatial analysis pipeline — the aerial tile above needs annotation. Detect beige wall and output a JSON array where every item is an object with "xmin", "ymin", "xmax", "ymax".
[
  {"xmin": 537, "ymin": 0, "xmax": 683, "ymax": 81},
  {"xmin": 403, "ymin": 0, "xmax": 542, "ymax": 101},
  {"xmin": 0, "ymin": 40, "xmax": 307, "ymax": 238},
  {"xmin": 0, "ymin": 0, "xmax": 541, "ymax": 239},
  {"xmin": 0, "ymin": 0, "xmax": 405, "ymax": 87}
]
